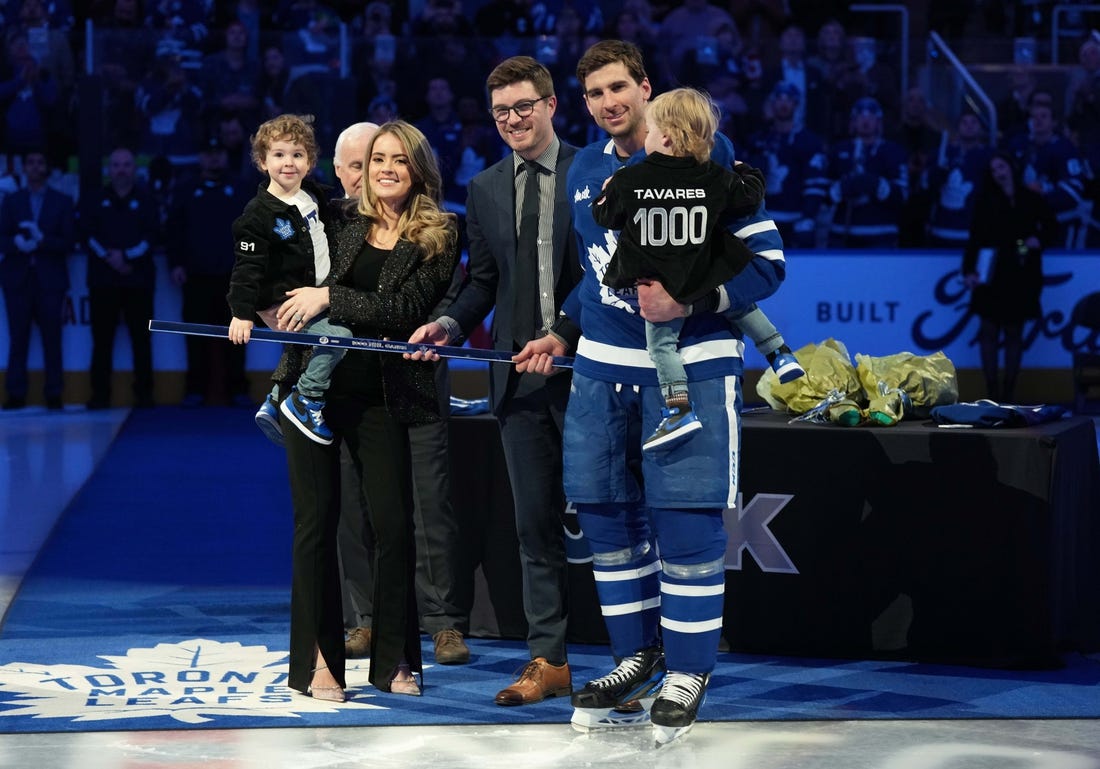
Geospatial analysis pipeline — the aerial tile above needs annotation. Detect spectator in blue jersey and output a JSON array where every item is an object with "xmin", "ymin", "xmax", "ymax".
[
  {"xmin": 745, "ymin": 80, "xmax": 827, "ymax": 248},
  {"xmin": 514, "ymin": 39, "xmax": 786, "ymax": 744},
  {"xmin": 1006, "ymin": 94, "xmax": 1091, "ymax": 249},
  {"xmin": 926, "ymin": 108, "xmax": 992, "ymax": 248},
  {"xmin": 818, "ymin": 96, "xmax": 908, "ymax": 248}
]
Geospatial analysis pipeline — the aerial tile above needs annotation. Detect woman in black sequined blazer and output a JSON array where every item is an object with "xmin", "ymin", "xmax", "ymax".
[{"xmin": 271, "ymin": 121, "xmax": 459, "ymax": 700}]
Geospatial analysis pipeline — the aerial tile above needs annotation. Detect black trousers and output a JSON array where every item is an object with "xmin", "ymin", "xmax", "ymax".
[
  {"xmin": 88, "ymin": 284, "xmax": 154, "ymax": 404},
  {"xmin": 338, "ymin": 417, "xmax": 471, "ymax": 636},
  {"xmin": 284, "ymin": 390, "xmax": 421, "ymax": 694}
]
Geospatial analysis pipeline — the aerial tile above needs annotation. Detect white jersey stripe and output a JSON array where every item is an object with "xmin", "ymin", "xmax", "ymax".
[
  {"xmin": 660, "ymin": 616, "xmax": 725, "ymax": 633},
  {"xmin": 577, "ymin": 337, "xmax": 744, "ymax": 368},
  {"xmin": 660, "ymin": 582, "xmax": 726, "ymax": 597},
  {"xmin": 593, "ymin": 560, "xmax": 662, "ymax": 582},
  {"xmin": 725, "ymin": 374, "xmax": 739, "ymax": 508},
  {"xmin": 755, "ymin": 248, "xmax": 785, "ymax": 261},
  {"xmin": 601, "ymin": 597, "xmax": 662, "ymax": 617},
  {"xmin": 734, "ymin": 219, "xmax": 779, "ymax": 238}
]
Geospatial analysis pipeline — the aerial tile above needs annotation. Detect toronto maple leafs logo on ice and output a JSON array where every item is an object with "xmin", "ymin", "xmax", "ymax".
[{"xmin": 0, "ymin": 639, "xmax": 384, "ymax": 724}]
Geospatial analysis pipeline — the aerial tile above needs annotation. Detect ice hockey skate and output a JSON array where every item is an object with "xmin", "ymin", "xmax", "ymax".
[
  {"xmin": 570, "ymin": 646, "xmax": 665, "ymax": 732},
  {"xmin": 651, "ymin": 671, "xmax": 710, "ymax": 745}
]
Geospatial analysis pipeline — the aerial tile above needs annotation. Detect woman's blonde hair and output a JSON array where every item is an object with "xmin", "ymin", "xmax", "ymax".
[
  {"xmin": 357, "ymin": 120, "xmax": 457, "ymax": 260},
  {"xmin": 647, "ymin": 88, "xmax": 720, "ymax": 164},
  {"xmin": 250, "ymin": 113, "xmax": 319, "ymax": 171}
]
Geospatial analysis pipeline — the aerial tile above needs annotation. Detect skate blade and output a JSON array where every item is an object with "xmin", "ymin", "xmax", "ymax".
[
  {"xmin": 571, "ymin": 698, "xmax": 655, "ymax": 732},
  {"xmin": 653, "ymin": 721, "xmax": 695, "ymax": 745}
]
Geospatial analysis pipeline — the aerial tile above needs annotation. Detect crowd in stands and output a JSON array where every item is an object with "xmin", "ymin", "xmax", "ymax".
[{"xmin": 2, "ymin": 0, "xmax": 1100, "ymax": 249}]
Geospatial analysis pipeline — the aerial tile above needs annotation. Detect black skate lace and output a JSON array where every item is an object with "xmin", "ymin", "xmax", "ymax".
[
  {"xmin": 658, "ymin": 672, "xmax": 705, "ymax": 707},
  {"xmin": 590, "ymin": 652, "xmax": 647, "ymax": 689}
]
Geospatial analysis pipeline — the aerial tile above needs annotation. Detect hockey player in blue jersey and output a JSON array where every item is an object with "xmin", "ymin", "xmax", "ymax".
[{"xmin": 514, "ymin": 40, "xmax": 786, "ymax": 744}]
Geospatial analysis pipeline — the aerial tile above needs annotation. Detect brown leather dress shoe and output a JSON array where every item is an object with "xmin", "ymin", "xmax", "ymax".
[
  {"xmin": 433, "ymin": 628, "xmax": 471, "ymax": 665},
  {"xmin": 494, "ymin": 657, "xmax": 571, "ymax": 706},
  {"xmin": 345, "ymin": 626, "xmax": 371, "ymax": 658}
]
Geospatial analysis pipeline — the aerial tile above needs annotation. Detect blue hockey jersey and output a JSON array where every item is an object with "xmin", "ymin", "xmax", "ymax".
[
  {"xmin": 1007, "ymin": 131, "xmax": 1091, "ymax": 248},
  {"xmin": 927, "ymin": 139, "xmax": 993, "ymax": 244},
  {"xmin": 564, "ymin": 132, "xmax": 786, "ymax": 387},
  {"xmin": 744, "ymin": 125, "xmax": 828, "ymax": 242},
  {"xmin": 820, "ymin": 136, "xmax": 909, "ymax": 242}
]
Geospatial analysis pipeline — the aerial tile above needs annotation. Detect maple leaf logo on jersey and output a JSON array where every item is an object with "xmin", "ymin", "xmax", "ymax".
[
  {"xmin": 0, "ymin": 639, "xmax": 385, "ymax": 724},
  {"xmin": 272, "ymin": 217, "xmax": 295, "ymax": 240},
  {"xmin": 939, "ymin": 168, "xmax": 973, "ymax": 211},
  {"xmin": 585, "ymin": 229, "xmax": 635, "ymax": 314}
]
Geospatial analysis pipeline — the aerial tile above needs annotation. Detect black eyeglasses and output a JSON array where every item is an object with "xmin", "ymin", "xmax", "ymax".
[{"xmin": 489, "ymin": 96, "xmax": 549, "ymax": 123}]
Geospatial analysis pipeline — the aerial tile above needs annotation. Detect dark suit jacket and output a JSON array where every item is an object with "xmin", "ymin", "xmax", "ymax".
[
  {"xmin": 445, "ymin": 140, "xmax": 581, "ymax": 411},
  {"xmin": 0, "ymin": 186, "xmax": 75, "ymax": 293}
]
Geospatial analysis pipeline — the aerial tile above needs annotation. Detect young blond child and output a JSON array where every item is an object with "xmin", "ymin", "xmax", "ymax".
[
  {"xmin": 227, "ymin": 113, "xmax": 347, "ymax": 446},
  {"xmin": 595, "ymin": 88, "xmax": 800, "ymax": 452}
]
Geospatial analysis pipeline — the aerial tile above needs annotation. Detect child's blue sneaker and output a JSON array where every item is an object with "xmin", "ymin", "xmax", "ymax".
[
  {"xmin": 643, "ymin": 406, "xmax": 702, "ymax": 452},
  {"xmin": 255, "ymin": 394, "xmax": 285, "ymax": 447},
  {"xmin": 770, "ymin": 351, "xmax": 806, "ymax": 384},
  {"xmin": 279, "ymin": 388, "xmax": 334, "ymax": 445}
]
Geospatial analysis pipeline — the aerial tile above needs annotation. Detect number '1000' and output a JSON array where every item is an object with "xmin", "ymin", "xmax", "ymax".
[{"xmin": 632, "ymin": 205, "xmax": 708, "ymax": 246}]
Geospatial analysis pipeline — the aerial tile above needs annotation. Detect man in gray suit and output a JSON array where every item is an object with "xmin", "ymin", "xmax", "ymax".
[{"xmin": 407, "ymin": 55, "xmax": 582, "ymax": 705}]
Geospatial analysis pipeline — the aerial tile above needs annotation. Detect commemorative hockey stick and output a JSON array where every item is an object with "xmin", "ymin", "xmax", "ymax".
[{"xmin": 147, "ymin": 320, "xmax": 576, "ymax": 368}]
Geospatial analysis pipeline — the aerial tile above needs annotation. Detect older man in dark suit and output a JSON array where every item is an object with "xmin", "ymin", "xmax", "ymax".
[
  {"xmin": 407, "ymin": 55, "xmax": 582, "ymax": 706},
  {"xmin": 0, "ymin": 149, "xmax": 75, "ymax": 409}
]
